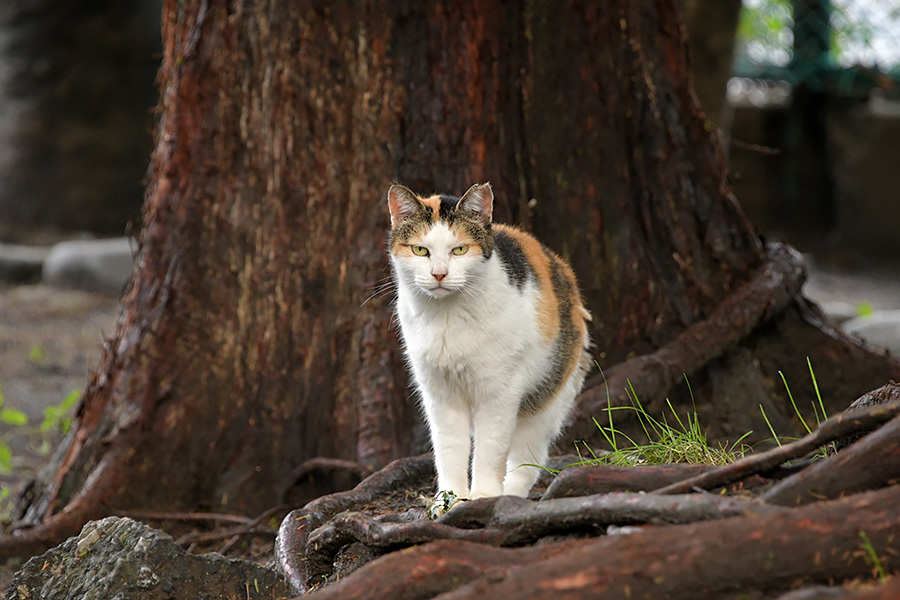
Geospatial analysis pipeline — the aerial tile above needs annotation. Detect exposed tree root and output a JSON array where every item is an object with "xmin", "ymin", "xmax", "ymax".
[
  {"xmin": 0, "ymin": 445, "xmax": 131, "ymax": 562},
  {"xmin": 276, "ymin": 392, "xmax": 900, "ymax": 597},
  {"xmin": 542, "ymin": 463, "xmax": 715, "ymax": 498},
  {"xmin": 299, "ymin": 485, "xmax": 900, "ymax": 600},
  {"xmin": 300, "ymin": 492, "xmax": 782, "ymax": 585},
  {"xmin": 761, "ymin": 413, "xmax": 900, "ymax": 506},
  {"xmin": 540, "ymin": 462, "xmax": 799, "ymax": 498},
  {"xmin": 276, "ymin": 455, "xmax": 435, "ymax": 594}
]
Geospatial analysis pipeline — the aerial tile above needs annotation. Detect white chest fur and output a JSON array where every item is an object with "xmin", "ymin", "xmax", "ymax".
[{"xmin": 394, "ymin": 255, "xmax": 549, "ymax": 399}]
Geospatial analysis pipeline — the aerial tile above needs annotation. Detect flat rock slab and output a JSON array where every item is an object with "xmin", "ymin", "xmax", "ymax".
[
  {"xmin": 5, "ymin": 517, "xmax": 290, "ymax": 600},
  {"xmin": 843, "ymin": 310, "xmax": 900, "ymax": 354},
  {"xmin": 41, "ymin": 238, "xmax": 134, "ymax": 294},
  {"xmin": 0, "ymin": 243, "xmax": 49, "ymax": 283}
]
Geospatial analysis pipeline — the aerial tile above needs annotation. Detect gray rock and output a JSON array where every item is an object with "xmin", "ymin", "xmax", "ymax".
[
  {"xmin": 5, "ymin": 517, "xmax": 290, "ymax": 600},
  {"xmin": 842, "ymin": 310, "xmax": 900, "ymax": 354},
  {"xmin": 42, "ymin": 238, "xmax": 134, "ymax": 294},
  {"xmin": 815, "ymin": 300, "xmax": 858, "ymax": 324},
  {"xmin": 0, "ymin": 242, "xmax": 48, "ymax": 283}
]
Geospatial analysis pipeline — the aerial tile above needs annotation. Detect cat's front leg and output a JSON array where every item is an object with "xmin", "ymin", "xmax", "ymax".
[
  {"xmin": 468, "ymin": 396, "xmax": 519, "ymax": 499},
  {"xmin": 422, "ymin": 392, "xmax": 471, "ymax": 498}
]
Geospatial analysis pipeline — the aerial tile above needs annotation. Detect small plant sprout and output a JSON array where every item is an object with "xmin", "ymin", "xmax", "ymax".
[
  {"xmin": 859, "ymin": 530, "xmax": 887, "ymax": 582},
  {"xmin": 765, "ymin": 358, "xmax": 832, "ymax": 456},
  {"xmin": 0, "ymin": 386, "xmax": 30, "ymax": 473},
  {"xmin": 42, "ymin": 389, "xmax": 81, "ymax": 435},
  {"xmin": 855, "ymin": 302, "xmax": 874, "ymax": 318},
  {"xmin": 27, "ymin": 344, "xmax": 46, "ymax": 366}
]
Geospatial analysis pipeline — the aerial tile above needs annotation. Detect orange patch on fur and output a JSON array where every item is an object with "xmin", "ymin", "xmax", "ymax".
[
  {"xmin": 419, "ymin": 195, "xmax": 443, "ymax": 222},
  {"xmin": 391, "ymin": 244, "xmax": 416, "ymax": 257},
  {"xmin": 493, "ymin": 225, "xmax": 560, "ymax": 341},
  {"xmin": 493, "ymin": 225, "xmax": 590, "ymax": 394}
]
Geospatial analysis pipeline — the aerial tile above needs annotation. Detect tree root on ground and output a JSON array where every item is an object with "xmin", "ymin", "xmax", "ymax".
[
  {"xmin": 278, "ymin": 389, "xmax": 900, "ymax": 598},
  {"xmin": 297, "ymin": 484, "xmax": 900, "ymax": 600},
  {"xmin": 276, "ymin": 454, "xmax": 435, "ymax": 593}
]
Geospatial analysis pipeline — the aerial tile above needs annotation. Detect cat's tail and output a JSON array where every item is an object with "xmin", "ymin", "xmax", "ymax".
[{"xmin": 576, "ymin": 305, "xmax": 593, "ymax": 376}]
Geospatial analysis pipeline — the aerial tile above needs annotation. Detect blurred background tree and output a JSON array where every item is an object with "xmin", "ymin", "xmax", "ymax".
[{"xmin": 0, "ymin": 0, "xmax": 160, "ymax": 238}]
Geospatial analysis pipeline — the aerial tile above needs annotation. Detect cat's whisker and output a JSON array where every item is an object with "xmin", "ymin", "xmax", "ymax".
[{"xmin": 360, "ymin": 281, "xmax": 397, "ymax": 308}]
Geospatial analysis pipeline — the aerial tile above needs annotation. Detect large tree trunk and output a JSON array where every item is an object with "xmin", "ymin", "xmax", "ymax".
[{"xmin": 4, "ymin": 0, "xmax": 899, "ymax": 561}]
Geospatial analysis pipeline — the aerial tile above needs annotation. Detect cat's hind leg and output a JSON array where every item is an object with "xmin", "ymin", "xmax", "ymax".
[
  {"xmin": 503, "ymin": 390, "xmax": 575, "ymax": 497},
  {"xmin": 502, "ymin": 414, "xmax": 553, "ymax": 497}
]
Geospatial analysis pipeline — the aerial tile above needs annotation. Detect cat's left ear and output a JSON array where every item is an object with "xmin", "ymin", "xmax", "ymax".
[{"xmin": 456, "ymin": 183, "xmax": 493, "ymax": 225}]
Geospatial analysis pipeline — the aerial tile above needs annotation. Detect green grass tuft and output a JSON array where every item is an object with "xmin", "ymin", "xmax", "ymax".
[
  {"xmin": 576, "ymin": 372, "xmax": 749, "ymax": 468},
  {"xmin": 763, "ymin": 358, "xmax": 832, "ymax": 457}
]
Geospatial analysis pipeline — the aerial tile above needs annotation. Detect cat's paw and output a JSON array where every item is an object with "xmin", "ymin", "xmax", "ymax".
[
  {"xmin": 426, "ymin": 489, "xmax": 467, "ymax": 520},
  {"xmin": 467, "ymin": 484, "xmax": 502, "ymax": 500}
]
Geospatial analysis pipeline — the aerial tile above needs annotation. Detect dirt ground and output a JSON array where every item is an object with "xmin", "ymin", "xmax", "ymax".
[{"xmin": 0, "ymin": 284, "xmax": 120, "ymax": 481}]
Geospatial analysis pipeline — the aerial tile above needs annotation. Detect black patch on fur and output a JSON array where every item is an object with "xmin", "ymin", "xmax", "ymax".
[
  {"xmin": 438, "ymin": 195, "xmax": 458, "ymax": 221},
  {"xmin": 519, "ymin": 249, "xmax": 582, "ymax": 415},
  {"xmin": 435, "ymin": 193, "xmax": 494, "ymax": 258},
  {"xmin": 493, "ymin": 231, "xmax": 533, "ymax": 291}
]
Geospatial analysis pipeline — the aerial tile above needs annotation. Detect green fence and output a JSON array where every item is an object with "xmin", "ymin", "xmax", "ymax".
[{"xmin": 734, "ymin": 0, "xmax": 900, "ymax": 96}]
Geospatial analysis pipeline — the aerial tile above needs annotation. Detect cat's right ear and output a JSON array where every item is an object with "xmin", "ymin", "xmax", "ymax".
[
  {"xmin": 387, "ymin": 185, "xmax": 420, "ymax": 229},
  {"xmin": 456, "ymin": 183, "xmax": 493, "ymax": 226}
]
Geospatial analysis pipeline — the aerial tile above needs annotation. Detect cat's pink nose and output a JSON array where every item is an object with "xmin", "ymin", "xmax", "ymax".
[{"xmin": 433, "ymin": 273, "xmax": 445, "ymax": 282}]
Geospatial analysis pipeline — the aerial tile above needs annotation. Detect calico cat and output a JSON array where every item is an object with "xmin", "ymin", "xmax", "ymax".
[{"xmin": 387, "ymin": 182, "xmax": 591, "ymax": 501}]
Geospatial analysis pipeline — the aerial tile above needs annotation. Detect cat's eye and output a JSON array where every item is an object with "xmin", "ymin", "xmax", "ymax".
[
  {"xmin": 452, "ymin": 245, "xmax": 469, "ymax": 256},
  {"xmin": 411, "ymin": 245, "xmax": 429, "ymax": 256}
]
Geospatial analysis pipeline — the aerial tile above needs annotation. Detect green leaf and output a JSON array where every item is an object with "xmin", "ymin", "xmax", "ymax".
[
  {"xmin": 856, "ymin": 302, "xmax": 874, "ymax": 318},
  {"xmin": 0, "ymin": 407, "xmax": 28, "ymax": 427},
  {"xmin": 41, "ymin": 389, "xmax": 80, "ymax": 434},
  {"xmin": 27, "ymin": 344, "xmax": 46, "ymax": 365},
  {"xmin": 60, "ymin": 389, "xmax": 81, "ymax": 411},
  {"xmin": 0, "ymin": 442, "xmax": 11, "ymax": 473}
]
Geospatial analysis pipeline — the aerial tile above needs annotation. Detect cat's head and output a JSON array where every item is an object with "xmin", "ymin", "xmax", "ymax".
[{"xmin": 387, "ymin": 183, "xmax": 494, "ymax": 299}]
